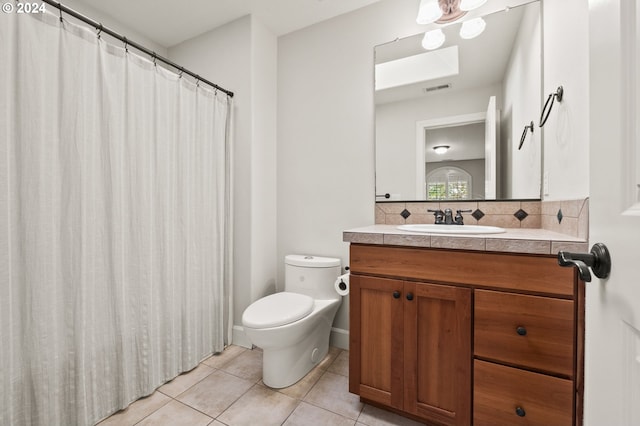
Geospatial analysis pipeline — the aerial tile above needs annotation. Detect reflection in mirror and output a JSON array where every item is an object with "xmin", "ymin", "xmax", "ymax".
[{"xmin": 375, "ymin": 0, "xmax": 541, "ymax": 201}]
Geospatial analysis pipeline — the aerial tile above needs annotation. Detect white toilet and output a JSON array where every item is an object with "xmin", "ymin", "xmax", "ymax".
[{"xmin": 242, "ymin": 254, "xmax": 342, "ymax": 388}]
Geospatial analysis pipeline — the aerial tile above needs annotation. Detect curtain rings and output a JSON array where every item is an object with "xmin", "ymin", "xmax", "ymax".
[
  {"xmin": 179, "ymin": 67, "xmax": 184, "ymax": 78},
  {"xmin": 96, "ymin": 23, "xmax": 103, "ymax": 39},
  {"xmin": 123, "ymin": 37, "xmax": 128, "ymax": 53},
  {"xmin": 152, "ymin": 52, "xmax": 157, "ymax": 67},
  {"xmin": 57, "ymin": 2, "xmax": 63, "ymax": 22},
  {"xmin": 539, "ymin": 86, "xmax": 564, "ymax": 128},
  {"xmin": 518, "ymin": 121, "xmax": 534, "ymax": 150}
]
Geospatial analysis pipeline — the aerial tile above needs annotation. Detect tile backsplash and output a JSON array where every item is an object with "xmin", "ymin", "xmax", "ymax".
[
  {"xmin": 375, "ymin": 198, "xmax": 589, "ymax": 240},
  {"xmin": 541, "ymin": 198, "xmax": 589, "ymax": 240}
]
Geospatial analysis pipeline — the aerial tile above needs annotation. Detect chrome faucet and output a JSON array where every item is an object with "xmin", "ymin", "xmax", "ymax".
[
  {"xmin": 428, "ymin": 208, "xmax": 472, "ymax": 225},
  {"xmin": 443, "ymin": 208, "xmax": 454, "ymax": 224}
]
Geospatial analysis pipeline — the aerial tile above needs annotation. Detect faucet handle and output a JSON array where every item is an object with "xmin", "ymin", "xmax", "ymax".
[
  {"xmin": 427, "ymin": 209, "xmax": 445, "ymax": 224},
  {"xmin": 454, "ymin": 209, "xmax": 472, "ymax": 225}
]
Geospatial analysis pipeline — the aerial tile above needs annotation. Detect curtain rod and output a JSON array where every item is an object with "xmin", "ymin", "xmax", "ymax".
[{"xmin": 39, "ymin": 0, "xmax": 234, "ymax": 98}]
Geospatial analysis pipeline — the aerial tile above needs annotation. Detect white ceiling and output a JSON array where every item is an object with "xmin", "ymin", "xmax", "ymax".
[{"xmin": 74, "ymin": 0, "xmax": 385, "ymax": 47}]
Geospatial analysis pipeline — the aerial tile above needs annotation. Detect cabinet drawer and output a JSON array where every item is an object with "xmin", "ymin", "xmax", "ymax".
[
  {"xmin": 350, "ymin": 245, "xmax": 575, "ymax": 296},
  {"xmin": 474, "ymin": 290, "xmax": 574, "ymax": 377},
  {"xmin": 474, "ymin": 360, "xmax": 574, "ymax": 426}
]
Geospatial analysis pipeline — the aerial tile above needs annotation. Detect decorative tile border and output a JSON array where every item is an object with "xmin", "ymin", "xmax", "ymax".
[
  {"xmin": 375, "ymin": 197, "xmax": 589, "ymax": 240},
  {"xmin": 541, "ymin": 198, "xmax": 589, "ymax": 239},
  {"xmin": 375, "ymin": 200, "xmax": 543, "ymax": 229}
]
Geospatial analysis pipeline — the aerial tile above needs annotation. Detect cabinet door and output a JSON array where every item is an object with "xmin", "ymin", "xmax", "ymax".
[
  {"xmin": 349, "ymin": 274, "xmax": 404, "ymax": 409},
  {"xmin": 404, "ymin": 282, "xmax": 472, "ymax": 426}
]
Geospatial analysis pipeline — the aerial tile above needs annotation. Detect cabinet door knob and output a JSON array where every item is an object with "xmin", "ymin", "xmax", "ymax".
[
  {"xmin": 515, "ymin": 406, "xmax": 526, "ymax": 417},
  {"xmin": 406, "ymin": 292, "xmax": 414, "ymax": 301},
  {"xmin": 393, "ymin": 291, "xmax": 401, "ymax": 299},
  {"xmin": 516, "ymin": 326, "xmax": 527, "ymax": 336}
]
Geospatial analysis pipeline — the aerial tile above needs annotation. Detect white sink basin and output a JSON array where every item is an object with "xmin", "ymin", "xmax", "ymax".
[{"xmin": 397, "ymin": 224, "xmax": 506, "ymax": 235}]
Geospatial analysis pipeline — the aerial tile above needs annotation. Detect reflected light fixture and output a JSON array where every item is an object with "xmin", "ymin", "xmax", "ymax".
[
  {"xmin": 433, "ymin": 145, "xmax": 450, "ymax": 154},
  {"xmin": 422, "ymin": 29, "xmax": 446, "ymax": 50},
  {"xmin": 460, "ymin": 0, "xmax": 487, "ymax": 11},
  {"xmin": 416, "ymin": 0, "xmax": 443, "ymax": 24},
  {"xmin": 460, "ymin": 17, "xmax": 486, "ymax": 39}
]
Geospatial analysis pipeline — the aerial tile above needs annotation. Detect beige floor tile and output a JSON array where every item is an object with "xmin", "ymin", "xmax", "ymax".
[
  {"xmin": 220, "ymin": 348, "xmax": 263, "ymax": 382},
  {"xmin": 327, "ymin": 350, "xmax": 349, "ymax": 377},
  {"xmin": 357, "ymin": 404, "xmax": 426, "ymax": 426},
  {"xmin": 304, "ymin": 371, "xmax": 364, "ymax": 420},
  {"xmin": 284, "ymin": 401, "xmax": 356, "ymax": 426},
  {"xmin": 202, "ymin": 344, "xmax": 247, "ymax": 369},
  {"xmin": 158, "ymin": 363, "xmax": 215, "ymax": 397},
  {"xmin": 217, "ymin": 384, "xmax": 299, "ymax": 426},
  {"xmin": 97, "ymin": 391, "xmax": 171, "ymax": 426},
  {"xmin": 176, "ymin": 369, "xmax": 254, "ymax": 418},
  {"xmin": 136, "ymin": 400, "xmax": 212, "ymax": 426},
  {"xmin": 276, "ymin": 364, "xmax": 325, "ymax": 400}
]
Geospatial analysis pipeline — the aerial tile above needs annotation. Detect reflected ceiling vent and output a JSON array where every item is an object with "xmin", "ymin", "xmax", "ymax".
[{"xmin": 423, "ymin": 83, "xmax": 451, "ymax": 93}]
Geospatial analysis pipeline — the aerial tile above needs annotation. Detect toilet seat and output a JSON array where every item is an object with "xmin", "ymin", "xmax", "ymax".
[{"xmin": 243, "ymin": 292, "xmax": 314, "ymax": 329}]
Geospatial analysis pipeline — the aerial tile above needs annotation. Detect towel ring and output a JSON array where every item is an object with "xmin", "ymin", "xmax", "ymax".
[
  {"xmin": 539, "ymin": 86, "xmax": 564, "ymax": 127},
  {"xmin": 518, "ymin": 121, "xmax": 534, "ymax": 150}
]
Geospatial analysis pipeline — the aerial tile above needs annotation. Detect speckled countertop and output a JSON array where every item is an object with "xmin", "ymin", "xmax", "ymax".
[{"xmin": 343, "ymin": 225, "xmax": 588, "ymax": 255}]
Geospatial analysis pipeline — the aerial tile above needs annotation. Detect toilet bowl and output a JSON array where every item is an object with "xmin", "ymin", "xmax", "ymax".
[{"xmin": 242, "ymin": 255, "xmax": 342, "ymax": 388}]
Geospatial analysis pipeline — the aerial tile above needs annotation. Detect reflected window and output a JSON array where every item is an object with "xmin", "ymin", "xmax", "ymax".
[{"xmin": 426, "ymin": 166, "xmax": 472, "ymax": 200}]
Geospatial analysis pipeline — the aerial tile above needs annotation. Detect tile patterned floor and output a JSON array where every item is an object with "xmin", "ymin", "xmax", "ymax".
[{"xmin": 98, "ymin": 346, "xmax": 426, "ymax": 426}]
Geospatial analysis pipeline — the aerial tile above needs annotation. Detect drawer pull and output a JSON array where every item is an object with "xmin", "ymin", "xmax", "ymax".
[
  {"xmin": 516, "ymin": 326, "xmax": 527, "ymax": 336},
  {"xmin": 515, "ymin": 406, "xmax": 526, "ymax": 417},
  {"xmin": 406, "ymin": 292, "xmax": 414, "ymax": 301},
  {"xmin": 393, "ymin": 291, "xmax": 401, "ymax": 299}
]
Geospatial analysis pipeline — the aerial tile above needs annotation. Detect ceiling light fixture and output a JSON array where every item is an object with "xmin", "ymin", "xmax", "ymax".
[
  {"xmin": 459, "ymin": 17, "xmax": 486, "ymax": 39},
  {"xmin": 433, "ymin": 145, "xmax": 450, "ymax": 154},
  {"xmin": 416, "ymin": 0, "xmax": 443, "ymax": 24},
  {"xmin": 422, "ymin": 29, "xmax": 446, "ymax": 50},
  {"xmin": 460, "ymin": 0, "xmax": 487, "ymax": 11}
]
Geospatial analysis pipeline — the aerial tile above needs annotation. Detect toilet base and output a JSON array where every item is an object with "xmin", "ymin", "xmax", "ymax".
[{"xmin": 261, "ymin": 320, "xmax": 331, "ymax": 389}]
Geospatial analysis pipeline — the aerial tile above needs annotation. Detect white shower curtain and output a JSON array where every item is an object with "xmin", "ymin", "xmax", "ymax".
[{"xmin": 0, "ymin": 10, "xmax": 233, "ymax": 426}]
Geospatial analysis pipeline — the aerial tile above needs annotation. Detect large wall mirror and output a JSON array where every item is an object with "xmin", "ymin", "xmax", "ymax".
[{"xmin": 375, "ymin": 0, "xmax": 541, "ymax": 201}]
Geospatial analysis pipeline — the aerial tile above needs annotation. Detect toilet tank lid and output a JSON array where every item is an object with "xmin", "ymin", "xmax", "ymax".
[{"xmin": 285, "ymin": 255, "xmax": 340, "ymax": 268}]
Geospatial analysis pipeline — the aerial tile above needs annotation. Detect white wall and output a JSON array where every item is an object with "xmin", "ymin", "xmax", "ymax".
[
  {"xmin": 278, "ymin": 0, "xmax": 427, "ymax": 337},
  {"xmin": 250, "ymin": 17, "xmax": 278, "ymax": 303},
  {"xmin": 376, "ymin": 85, "xmax": 502, "ymax": 200},
  {"xmin": 169, "ymin": 16, "xmax": 278, "ymax": 347},
  {"xmin": 542, "ymin": 0, "xmax": 589, "ymax": 200},
  {"xmin": 501, "ymin": 3, "xmax": 542, "ymax": 199}
]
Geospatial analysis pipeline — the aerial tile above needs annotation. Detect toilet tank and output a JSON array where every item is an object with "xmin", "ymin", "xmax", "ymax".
[{"xmin": 285, "ymin": 255, "xmax": 341, "ymax": 300}]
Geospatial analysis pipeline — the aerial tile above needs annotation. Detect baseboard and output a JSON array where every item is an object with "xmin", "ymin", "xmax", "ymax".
[
  {"xmin": 232, "ymin": 325, "xmax": 253, "ymax": 349},
  {"xmin": 330, "ymin": 327, "xmax": 349, "ymax": 350}
]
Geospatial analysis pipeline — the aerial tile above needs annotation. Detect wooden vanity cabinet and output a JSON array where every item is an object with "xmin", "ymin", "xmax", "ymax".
[
  {"xmin": 349, "ymin": 275, "xmax": 471, "ymax": 426},
  {"xmin": 349, "ymin": 244, "xmax": 583, "ymax": 426}
]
